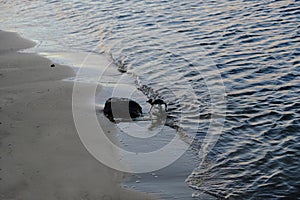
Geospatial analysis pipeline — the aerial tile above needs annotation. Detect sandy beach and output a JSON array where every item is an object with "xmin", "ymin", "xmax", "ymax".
[{"xmin": 0, "ymin": 30, "xmax": 156, "ymax": 200}]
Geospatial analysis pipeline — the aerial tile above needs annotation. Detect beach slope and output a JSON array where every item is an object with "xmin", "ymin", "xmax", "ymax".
[{"xmin": 0, "ymin": 30, "xmax": 156, "ymax": 200}]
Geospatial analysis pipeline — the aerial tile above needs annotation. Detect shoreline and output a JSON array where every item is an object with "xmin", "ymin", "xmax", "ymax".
[
  {"xmin": 0, "ymin": 30, "xmax": 156, "ymax": 200},
  {"xmin": 0, "ymin": 30, "xmax": 216, "ymax": 200}
]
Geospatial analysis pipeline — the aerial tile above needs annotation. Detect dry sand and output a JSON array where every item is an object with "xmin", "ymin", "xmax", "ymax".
[{"xmin": 0, "ymin": 30, "xmax": 156, "ymax": 200}]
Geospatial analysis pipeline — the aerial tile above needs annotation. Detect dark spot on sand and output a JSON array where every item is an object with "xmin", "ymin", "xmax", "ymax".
[
  {"xmin": 118, "ymin": 68, "xmax": 127, "ymax": 73},
  {"xmin": 50, "ymin": 64, "xmax": 55, "ymax": 68},
  {"xmin": 0, "ymin": 122, "xmax": 2, "ymax": 124}
]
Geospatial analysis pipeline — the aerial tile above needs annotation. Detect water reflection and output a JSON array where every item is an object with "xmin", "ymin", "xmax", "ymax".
[{"xmin": 148, "ymin": 107, "xmax": 168, "ymax": 131}]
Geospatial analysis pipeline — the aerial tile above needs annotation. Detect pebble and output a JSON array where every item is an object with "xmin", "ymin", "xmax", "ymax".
[{"xmin": 50, "ymin": 64, "xmax": 55, "ymax": 67}]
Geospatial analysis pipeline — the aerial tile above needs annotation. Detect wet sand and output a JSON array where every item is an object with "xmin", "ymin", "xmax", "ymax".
[{"xmin": 0, "ymin": 30, "xmax": 156, "ymax": 200}]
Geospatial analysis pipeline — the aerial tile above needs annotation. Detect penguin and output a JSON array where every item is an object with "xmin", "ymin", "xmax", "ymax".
[{"xmin": 146, "ymin": 98, "xmax": 167, "ymax": 112}]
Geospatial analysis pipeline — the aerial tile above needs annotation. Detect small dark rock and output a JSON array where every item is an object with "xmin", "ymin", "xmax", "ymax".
[
  {"xmin": 118, "ymin": 68, "xmax": 127, "ymax": 73},
  {"xmin": 103, "ymin": 97, "xmax": 142, "ymax": 122},
  {"xmin": 50, "ymin": 64, "xmax": 55, "ymax": 68}
]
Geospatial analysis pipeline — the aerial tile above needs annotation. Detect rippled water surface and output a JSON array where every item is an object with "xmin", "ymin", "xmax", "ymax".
[{"xmin": 1, "ymin": 0, "xmax": 299, "ymax": 199}]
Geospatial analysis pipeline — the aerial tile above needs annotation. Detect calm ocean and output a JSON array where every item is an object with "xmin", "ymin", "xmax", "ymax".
[{"xmin": 1, "ymin": 0, "xmax": 299, "ymax": 199}]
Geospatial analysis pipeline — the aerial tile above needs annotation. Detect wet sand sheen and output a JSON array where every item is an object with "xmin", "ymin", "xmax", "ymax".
[{"xmin": 0, "ymin": 30, "xmax": 156, "ymax": 200}]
